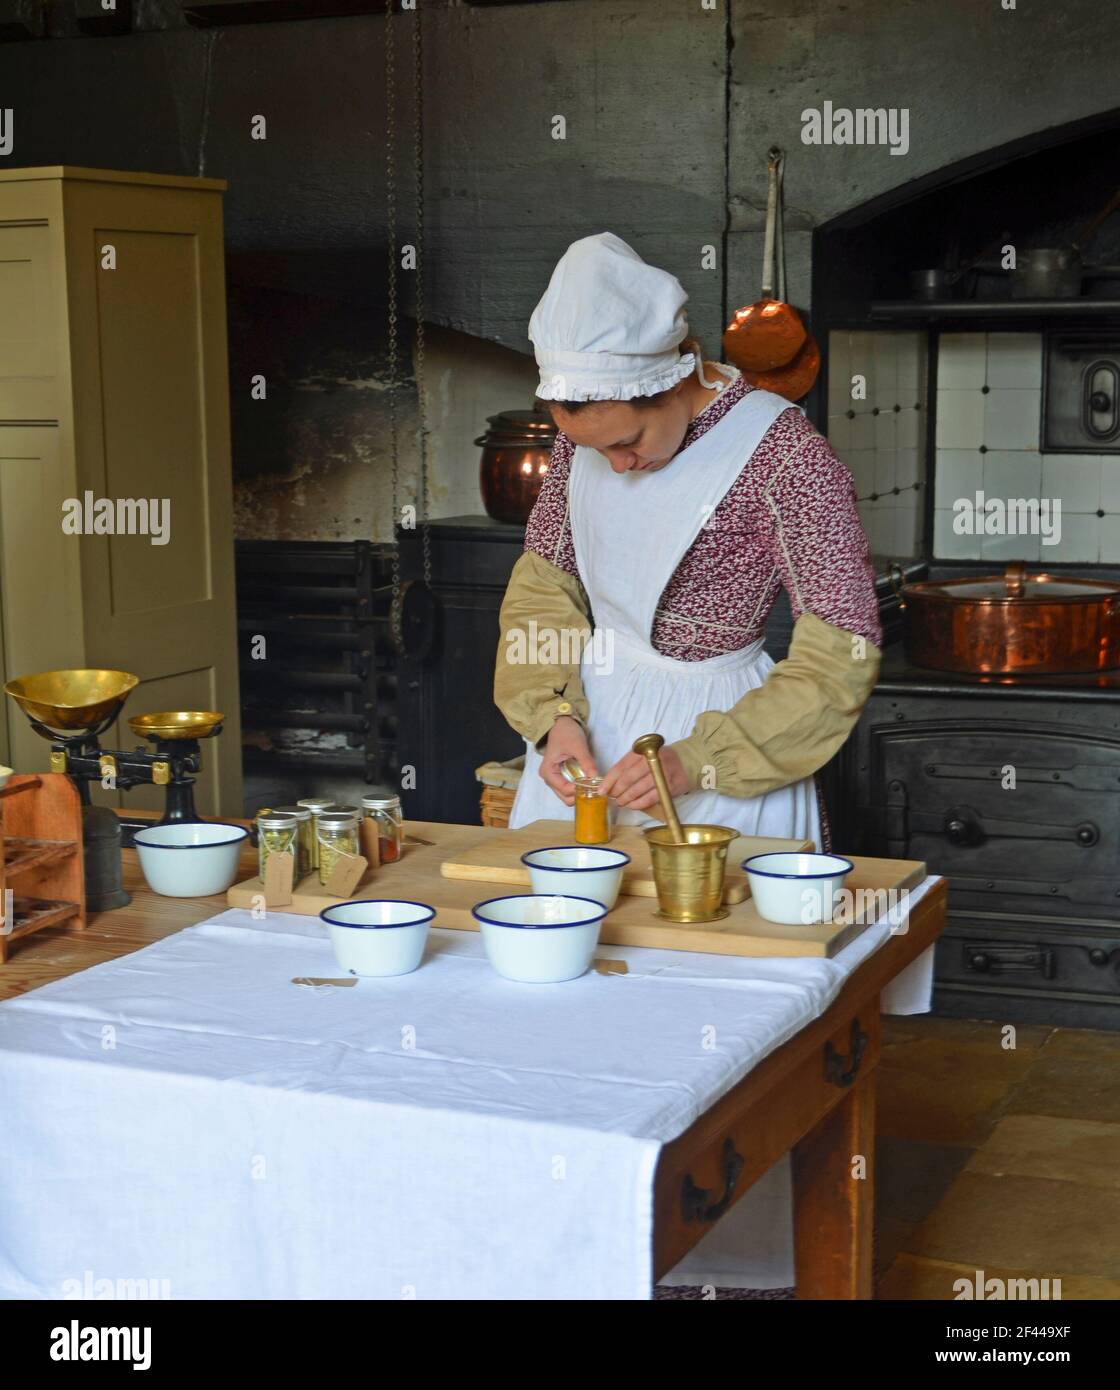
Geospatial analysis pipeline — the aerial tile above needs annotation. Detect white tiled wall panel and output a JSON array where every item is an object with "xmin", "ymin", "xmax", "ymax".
[
  {"xmin": 931, "ymin": 331, "xmax": 1120, "ymax": 563},
  {"xmin": 828, "ymin": 330, "xmax": 927, "ymax": 561},
  {"xmin": 936, "ymin": 333, "xmax": 986, "ymax": 389},
  {"xmin": 936, "ymin": 389, "xmax": 985, "ymax": 449}
]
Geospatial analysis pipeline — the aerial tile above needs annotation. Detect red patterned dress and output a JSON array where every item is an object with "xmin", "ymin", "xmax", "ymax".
[{"xmin": 523, "ymin": 373, "xmax": 883, "ymax": 851}]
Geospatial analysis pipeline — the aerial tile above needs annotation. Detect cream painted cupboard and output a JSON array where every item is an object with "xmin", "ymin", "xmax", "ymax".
[{"xmin": 0, "ymin": 167, "xmax": 242, "ymax": 815}]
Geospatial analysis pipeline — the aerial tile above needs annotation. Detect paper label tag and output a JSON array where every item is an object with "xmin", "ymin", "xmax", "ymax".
[
  {"xmin": 358, "ymin": 817, "xmax": 381, "ymax": 871},
  {"xmin": 592, "ymin": 958, "xmax": 628, "ymax": 976},
  {"xmin": 263, "ymin": 851, "xmax": 294, "ymax": 906},
  {"xmin": 324, "ymin": 852, "xmax": 368, "ymax": 899}
]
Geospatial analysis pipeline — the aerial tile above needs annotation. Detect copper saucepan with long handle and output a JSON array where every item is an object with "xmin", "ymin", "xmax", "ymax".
[
  {"xmin": 889, "ymin": 561, "xmax": 1120, "ymax": 676},
  {"xmin": 723, "ymin": 147, "xmax": 808, "ymax": 376}
]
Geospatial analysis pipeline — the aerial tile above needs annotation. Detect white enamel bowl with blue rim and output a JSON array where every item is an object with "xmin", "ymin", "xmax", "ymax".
[
  {"xmin": 520, "ymin": 845, "xmax": 631, "ymax": 911},
  {"xmin": 319, "ymin": 899, "xmax": 436, "ymax": 977},
  {"xmin": 741, "ymin": 851, "xmax": 854, "ymax": 926},
  {"xmin": 471, "ymin": 894, "xmax": 608, "ymax": 983},
  {"xmin": 132, "ymin": 821, "xmax": 249, "ymax": 897}
]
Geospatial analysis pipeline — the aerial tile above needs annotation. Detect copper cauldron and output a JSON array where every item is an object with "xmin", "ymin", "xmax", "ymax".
[
  {"xmin": 890, "ymin": 561, "xmax": 1120, "ymax": 676},
  {"xmin": 476, "ymin": 410, "xmax": 557, "ymax": 525}
]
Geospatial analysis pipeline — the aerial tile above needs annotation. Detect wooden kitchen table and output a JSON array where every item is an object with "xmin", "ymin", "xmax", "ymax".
[{"xmin": 0, "ymin": 817, "xmax": 947, "ymax": 1300}]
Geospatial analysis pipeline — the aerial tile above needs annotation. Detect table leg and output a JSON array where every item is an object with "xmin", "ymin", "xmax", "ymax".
[{"xmin": 791, "ymin": 1067, "xmax": 876, "ymax": 1300}]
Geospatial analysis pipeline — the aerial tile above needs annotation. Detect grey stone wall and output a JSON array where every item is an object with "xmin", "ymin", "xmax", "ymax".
[
  {"xmin": 3, "ymin": 0, "xmax": 1119, "ymax": 541},
  {"xmin": 727, "ymin": 0, "xmax": 1120, "ymax": 313}
]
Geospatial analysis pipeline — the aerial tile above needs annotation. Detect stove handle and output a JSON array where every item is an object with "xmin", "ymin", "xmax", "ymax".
[
  {"xmin": 934, "ymin": 805, "xmax": 1099, "ymax": 847},
  {"xmin": 965, "ymin": 945, "xmax": 1055, "ymax": 979},
  {"xmin": 946, "ymin": 815, "xmax": 974, "ymax": 847}
]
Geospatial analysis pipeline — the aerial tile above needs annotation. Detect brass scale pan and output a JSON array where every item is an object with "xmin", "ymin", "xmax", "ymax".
[{"xmin": 4, "ymin": 668, "xmax": 222, "ymax": 739}]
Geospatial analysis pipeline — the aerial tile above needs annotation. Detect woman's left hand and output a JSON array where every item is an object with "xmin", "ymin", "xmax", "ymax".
[{"xmin": 599, "ymin": 744, "xmax": 692, "ymax": 811}]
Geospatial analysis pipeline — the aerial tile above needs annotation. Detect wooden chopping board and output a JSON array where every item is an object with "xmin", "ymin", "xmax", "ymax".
[
  {"xmin": 438, "ymin": 819, "xmax": 813, "ymax": 904},
  {"xmin": 226, "ymin": 821, "xmax": 929, "ymax": 960}
]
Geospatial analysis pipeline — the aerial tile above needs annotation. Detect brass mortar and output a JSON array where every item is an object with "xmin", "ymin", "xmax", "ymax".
[{"xmin": 643, "ymin": 823, "xmax": 738, "ymax": 924}]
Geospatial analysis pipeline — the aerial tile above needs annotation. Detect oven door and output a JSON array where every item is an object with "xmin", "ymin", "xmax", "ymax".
[{"xmin": 864, "ymin": 719, "xmax": 1120, "ymax": 919}]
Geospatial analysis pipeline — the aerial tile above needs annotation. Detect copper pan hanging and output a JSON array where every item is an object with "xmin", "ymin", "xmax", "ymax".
[
  {"xmin": 742, "ymin": 332, "xmax": 821, "ymax": 401},
  {"xmin": 888, "ymin": 561, "xmax": 1120, "ymax": 676},
  {"xmin": 724, "ymin": 148, "xmax": 820, "ymax": 402},
  {"xmin": 723, "ymin": 148, "xmax": 807, "ymax": 372}
]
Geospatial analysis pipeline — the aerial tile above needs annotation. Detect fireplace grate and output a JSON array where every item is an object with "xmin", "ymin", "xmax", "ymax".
[{"xmin": 234, "ymin": 540, "xmax": 398, "ymax": 785}]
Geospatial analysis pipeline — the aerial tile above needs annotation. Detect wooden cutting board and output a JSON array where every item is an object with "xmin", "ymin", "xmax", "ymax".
[
  {"xmin": 438, "ymin": 819, "xmax": 813, "ymax": 904},
  {"xmin": 225, "ymin": 820, "xmax": 929, "ymax": 960}
]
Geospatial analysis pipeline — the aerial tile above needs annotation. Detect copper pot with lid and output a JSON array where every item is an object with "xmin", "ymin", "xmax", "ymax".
[
  {"xmin": 476, "ymin": 409, "xmax": 557, "ymax": 525},
  {"xmin": 889, "ymin": 561, "xmax": 1120, "ymax": 676}
]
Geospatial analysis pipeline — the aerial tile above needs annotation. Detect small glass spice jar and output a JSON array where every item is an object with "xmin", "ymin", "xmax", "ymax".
[
  {"xmin": 271, "ymin": 805, "xmax": 312, "ymax": 882},
  {"xmin": 317, "ymin": 809, "xmax": 360, "ymax": 886},
  {"xmin": 573, "ymin": 777, "xmax": 611, "ymax": 845},
  {"xmin": 297, "ymin": 796, "xmax": 334, "ymax": 870},
  {"xmin": 257, "ymin": 810, "xmax": 300, "ymax": 883},
  {"xmin": 361, "ymin": 794, "xmax": 404, "ymax": 864}
]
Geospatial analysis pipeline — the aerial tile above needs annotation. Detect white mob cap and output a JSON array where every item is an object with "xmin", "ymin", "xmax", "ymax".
[{"xmin": 529, "ymin": 232, "xmax": 695, "ymax": 403}]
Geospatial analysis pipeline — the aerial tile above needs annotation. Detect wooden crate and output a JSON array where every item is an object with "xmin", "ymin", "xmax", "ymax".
[{"xmin": 0, "ymin": 773, "xmax": 85, "ymax": 964}]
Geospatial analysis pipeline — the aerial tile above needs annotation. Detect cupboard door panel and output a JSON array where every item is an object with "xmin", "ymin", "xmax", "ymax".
[
  {"xmin": 0, "ymin": 222, "xmax": 60, "ymax": 421},
  {"xmin": 63, "ymin": 180, "xmax": 243, "ymax": 815},
  {"xmin": 95, "ymin": 229, "xmax": 209, "ymax": 615},
  {"xmin": 0, "ymin": 425, "xmax": 84, "ymax": 776}
]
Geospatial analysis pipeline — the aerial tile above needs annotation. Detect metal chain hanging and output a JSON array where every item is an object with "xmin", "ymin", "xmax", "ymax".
[
  {"xmin": 413, "ymin": 0, "xmax": 432, "ymax": 591},
  {"xmin": 385, "ymin": 0, "xmax": 401, "ymax": 645},
  {"xmin": 386, "ymin": 0, "xmax": 434, "ymax": 657}
]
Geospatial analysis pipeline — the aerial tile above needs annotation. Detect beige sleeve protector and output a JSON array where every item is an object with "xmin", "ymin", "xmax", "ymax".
[
  {"xmin": 494, "ymin": 549, "xmax": 593, "ymax": 748},
  {"xmin": 668, "ymin": 611, "xmax": 881, "ymax": 799}
]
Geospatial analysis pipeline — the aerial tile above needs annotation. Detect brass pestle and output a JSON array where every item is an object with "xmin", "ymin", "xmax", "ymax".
[
  {"xmin": 633, "ymin": 731, "xmax": 736, "ymax": 924},
  {"xmin": 631, "ymin": 733, "xmax": 686, "ymax": 843}
]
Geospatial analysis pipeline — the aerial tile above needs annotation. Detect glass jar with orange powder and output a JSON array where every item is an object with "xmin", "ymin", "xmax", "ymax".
[{"xmin": 573, "ymin": 776, "xmax": 611, "ymax": 845}]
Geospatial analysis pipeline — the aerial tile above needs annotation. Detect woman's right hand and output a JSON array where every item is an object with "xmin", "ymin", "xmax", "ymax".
[{"xmin": 539, "ymin": 715, "xmax": 598, "ymax": 806}]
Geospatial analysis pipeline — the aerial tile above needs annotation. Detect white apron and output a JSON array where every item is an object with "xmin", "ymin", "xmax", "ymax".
[
  {"xmin": 511, "ymin": 383, "xmax": 821, "ymax": 850},
  {"xmin": 509, "ymin": 384, "xmax": 820, "ymax": 1291}
]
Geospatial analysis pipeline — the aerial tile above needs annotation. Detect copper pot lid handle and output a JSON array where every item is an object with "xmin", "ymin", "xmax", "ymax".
[{"xmin": 1005, "ymin": 562, "xmax": 1026, "ymax": 599}]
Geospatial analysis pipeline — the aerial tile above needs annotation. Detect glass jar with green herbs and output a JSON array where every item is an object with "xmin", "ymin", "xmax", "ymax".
[
  {"xmin": 296, "ymin": 796, "xmax": 334, "ymax": 870},
  {"xmin": 271, "ymin": 805, "xmax": 312, "ymax": 881},
  {"xmin": 317, "ymin": 809, "xmax": 360, "ymax": 886},
  {"xmin": 257, "ymin": 810, "xmax": 300, "ymax": 883}
]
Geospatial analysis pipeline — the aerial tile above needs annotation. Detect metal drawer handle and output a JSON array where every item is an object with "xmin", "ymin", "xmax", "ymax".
[
  {"xmin": 967, "ymin": 945, "xmax": 1055, "ymax": 978},
  {"xmin": 681, "ymin": 1137, "xmax": 745, "ymax": 1224},
  {"xmin": 824, "ymin": 1019, "xmax": 870, "ymax": 1088}
]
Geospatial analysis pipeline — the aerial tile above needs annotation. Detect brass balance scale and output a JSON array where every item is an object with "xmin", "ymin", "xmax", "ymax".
[{"xmin": 3, "ymin": 668, "xmax": 225, "ymax": 911}]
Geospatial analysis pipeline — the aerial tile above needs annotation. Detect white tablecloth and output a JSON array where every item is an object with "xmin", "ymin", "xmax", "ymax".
[{"xmin": 0, "ymin": 879, "xmax": 938, "ymax": 1300}]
